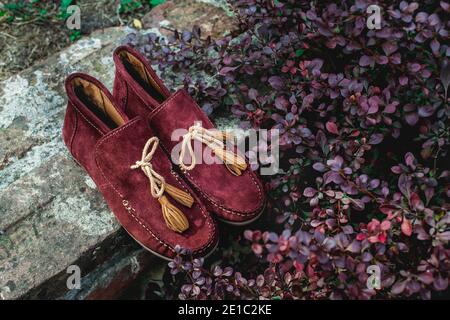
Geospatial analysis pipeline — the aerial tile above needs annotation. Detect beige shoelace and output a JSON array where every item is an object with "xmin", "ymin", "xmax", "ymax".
[
  {"xmin": 131, "ymin": 137, "xmax": 194, "ymax": 233},
  {"xmin": 179, "ymin": 124, "xmax": 248, "ymax": 176}
]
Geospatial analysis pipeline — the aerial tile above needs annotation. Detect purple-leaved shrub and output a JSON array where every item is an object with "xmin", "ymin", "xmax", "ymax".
[{"xmin": 125, "ymin": 0, "xmax": 450, "ymax": 299}]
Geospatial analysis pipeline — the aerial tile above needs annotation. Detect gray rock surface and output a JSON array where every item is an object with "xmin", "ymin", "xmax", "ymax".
[
  {"xmin": 142, "ymin": 0, "xmax": 236, "ymax": 38},
  {"xmin": 0, "ymin": 27, "xmax": 133, "ymax": 300},
  {"xmin": 0, "ymin": 0, "xmax": 233, "ymax": 300}
]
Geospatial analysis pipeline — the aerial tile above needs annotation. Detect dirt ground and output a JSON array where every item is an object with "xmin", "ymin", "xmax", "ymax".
[{"xmin": 0, "ymin": 0, "xmax": 152, "ymax": 81}]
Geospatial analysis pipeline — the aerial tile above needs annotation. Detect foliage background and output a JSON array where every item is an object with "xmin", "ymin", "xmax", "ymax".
[
  {"xmin": 0, "ymin": 0, "xmax": 163, "ymax": 81},
  {"xmin": 124, "ymin": 0, "xmax": 450, "ymax": 300}
]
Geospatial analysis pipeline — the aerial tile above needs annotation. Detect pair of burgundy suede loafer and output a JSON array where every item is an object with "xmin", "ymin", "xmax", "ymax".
[{"xmin": 62, "ymin": 46, "xmax": 266, "ymax": 260}]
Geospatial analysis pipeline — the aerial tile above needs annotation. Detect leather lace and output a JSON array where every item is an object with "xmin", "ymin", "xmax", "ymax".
[
  {"xmin": 131, "ymin": 137, "xmax": 193, "ymax": 233},
  {"xmin": 179, "ymin": 123, "xmax": 247, "ymax": 176}
]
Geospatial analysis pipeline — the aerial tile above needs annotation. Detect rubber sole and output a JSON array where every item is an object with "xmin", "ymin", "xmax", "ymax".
[
  {"xmin": 123, "ymin": 227, "xmax": 219, "ymax": 262},
  {"xmin": 215, "ymin": 200, "xmax": 266, "ymax": 226},
  {"xmin": 69, "ymin": 157, "xmax": 219, "ymax": 261}
]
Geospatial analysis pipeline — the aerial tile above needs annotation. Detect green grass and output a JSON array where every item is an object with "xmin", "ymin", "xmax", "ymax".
[
  {"xmin": 119, "ymin": 0, "xmax": 165, "ymax": 13},
  {"xmin": 1, "ymin": 0, "xmax": 166, "ymax": 24},
  {"xmin": 0, "ymin": 0, "xmax": 165, "ymax": 42},
  {"xmin": 0, "ymin": 1, "xmax": 52, "ymax": 23}
]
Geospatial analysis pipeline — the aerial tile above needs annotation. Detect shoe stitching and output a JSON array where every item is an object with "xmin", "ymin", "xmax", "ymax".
[
  {"xmin": 157, "ymin": 132, "xmax": 263, "ymax": 216},
  {"xmin": 122, "ymin": 72, "xmax": 159, "ymax": 113},
  {"xmin": 121, "ymin": 199, "xmax": 176, "ymax": 254},
  {"xmin": 68, "ymin": 106, "xmax": 78, "ymax": 156},
  {"xmin": 146, "ymin": 90, "xmax": 265, "ymax": 217},
  {"xmin": 94, "ymin": 118, "xmax": 215, "ymax": 255},
  {"xmin": 147, "ymin": 89, "xmax": 183, "ymax": 121},
  {"xmin": 184, "ymin": 169, "xmax": 264, "ymax": 217},
  {"xmin": 116, "ymin": 69, "xmax": 149, "ymax": 113},
  {"xmin": 150, "ymin": 111, "xmax": 264, "ymax": 215},
  {"xmin": 122, "ymin": 198, "xmax": 215, "ymax": 256},
  {"xmin": 123, "ymin": 80, "xmax": 129, "ymax": 114},
  {"xmin": 94, "ymin": 118, "xmax": 176, "ymax": 253},
  {"xmin": 183, "ymin": 95, "xmax": 265, "ymax": 214},
  {"xmin": 71, "ymin": 102, "xmax": 104, "ymax": 136},
  {"xmin": 170, "ymin": 169, "xmax": 217, "ymax": 254}
]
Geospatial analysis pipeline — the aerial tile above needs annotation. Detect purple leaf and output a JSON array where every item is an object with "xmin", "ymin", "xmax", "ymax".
[
  {"xmin": 418, "ymin": 272, "xmax": 434, "ymax": 285},
  {"xmin": 313, "ymin": 162, "xmax": 326, "ymax": 172},
  {"xmin": 391, "ymin": 280, "xmax": 407, "ymax": 295},
  {"xmin": 399, "ymin": 76, "xmax": 409, "ymax": 86},
  {"xmin": 369, "ymin": 133, "xmax": 384, "ymax": 145},
  {"xmin": 326, "ymin": 121, "xmax": 339, "ymax": 135},
  {"xmin": 416, "ymin": 12, "xmax": 429, "ymax": 23},
  {"xmin": 391, "ymin": 166, "xmax": 402, "ymax": 174},
  {"xmin": 274, "ymin": 96, "xmax": 289, "ymax": 110},
  {"xmin": 442, "ymin": 1, "xmax": 450, "ymax": 11},
  {"xmin": 369, "ymin": 179, "xmax": 380, "ymax": 188},
  {"xmin": 368, "ymin": 97, "xmax": 380, "ymax": 114},
  {"xmin": 428, "ymin": 13, "xmax": 441, "ymax": 26},
  {"xmin": 324, "ymin": 171, "xmax": 344, "ymax": 185},
  {"xmin": 405, "ymin": 112, "xmax": 419, "ymax": 126},
  {"xmin": 181, "ymin": 31, "xmax": 192, "ymax": 42},
  {"xmin": 415, "ymin": 225, "xmax": 430, "ymax": 241},
  {"xmin": 359, "ymin": 55, "xmax": 373, "ymax": 67},
  {"xmin": 248, "ymin": 88, "xmax": 258, "ymax": 100},
  {"xmin": 382, "ymin": 42, "xmax": 398, "ymax": 56},
  {"xmin": 376, "ymin": 56, "xmax": 389, "ymax": 65},
  {"xmin": 437, "ymin": 231, "xmax": 450, "ymax": 242},
  {"xmin": 430, "ymin": 39, "xmax": 440, "ymax": 54},
  {"xmin": 405, "ymin": 152, "xmax": 415, "ymax": 168},
  {"xmin": 418, "ymin": 105, "xmax": 434, "ymax": 117},
  {"xmin": 268, "ymin": 76, "xmax": 284, "ymax": 90},
  {"xmin": 327, "ymin": 155, "xmax": 343, "ymax": 170},
  {"xmin": 433, "ymin": 276, "xmax": 449, "ymax": 291},
  {"xmin": 351, "ymin": 198, "xmax": 365, "ymax": 211},
  {"xmin": 303, "ymin": 187, "xmax": 317, "ymax": 197},
  {"xmin": 346, "ymin": 240, "xmax": 361, "ymax": 253},
  {"xmin": 408, "ymin": 63, "xmax": 421, "ymax": 73},
  {"xmin": 219, "ymin": 66, "xmax": 237, "ymax": 75}
]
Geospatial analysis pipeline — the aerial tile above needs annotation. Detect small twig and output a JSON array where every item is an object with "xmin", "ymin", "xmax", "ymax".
[
  {"xmin": 116, "ymin": 4, "xmax": 124, "ymax": 26},
  {"xmin": 433, "ymin": 145, "xmax": 441, "ymax": 174},
  {"xmin": 339, "ymin": 172, "xmax": 380, "ymax": 203},
  {"xmin": 160, "ymin": 26, "xmax": 176, "ymax": 33},
  {"xmin": 28, "ymin": 44, "xmax": 38, "ymax": 61},
  {"xmin": 0, "ymin": 31, "xmax": 16, "ymax": 39},
  {"xmin": 12, "ymin": 17, "xmax": 40, "ymax": 26}
]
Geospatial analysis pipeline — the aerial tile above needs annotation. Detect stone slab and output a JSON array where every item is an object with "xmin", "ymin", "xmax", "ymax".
[
  {"xmin": 0, "ymin": 27, "xmax": 133, "ymax": 300},
  {"xmin": 0, "ymin": 0, "xmax": 233, "ymax": 300}
]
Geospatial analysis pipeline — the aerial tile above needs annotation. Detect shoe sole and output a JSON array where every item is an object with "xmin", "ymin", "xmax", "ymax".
[
  {"xmin": 123, "ymin": 227, "xmax": 219, "ymax": 262},
  {"xmin": 70, "ymin": 157, "xmax": 219, "ymax": 261},
  {"xmin": 215, "ymin": 200, "xmax": 266, "ymax": 226}
]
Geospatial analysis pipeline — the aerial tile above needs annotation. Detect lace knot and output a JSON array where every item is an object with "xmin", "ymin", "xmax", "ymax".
[
  {"xmin": 179, "ymin": 124, "xmax": 248, "ymax": 176},
  {"xmin": 131, "ymin": 136, "xmax": 194, "ymax": 233}
]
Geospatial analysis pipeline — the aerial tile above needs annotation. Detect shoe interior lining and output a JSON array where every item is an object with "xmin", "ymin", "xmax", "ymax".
[
  {"xmin": 72, "ymin": 77, "xmax": 125, "ymax": 129},
  {"xmin": 119, "ymin": 51, "xmax": 166, "ymax": 103}
]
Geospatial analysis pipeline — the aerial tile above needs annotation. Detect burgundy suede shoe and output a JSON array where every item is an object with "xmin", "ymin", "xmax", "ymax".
[
  {"xmin": 62, "ymin": 73, "xmax": 218, "ymax": 259},
  {"xmin": 113, "ymin": 46, "xmax": 266, "ymax": 225}
]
